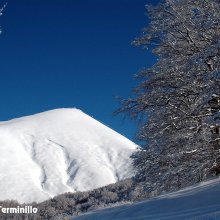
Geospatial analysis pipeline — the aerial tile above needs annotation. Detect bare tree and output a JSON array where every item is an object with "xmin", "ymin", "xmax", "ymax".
[
  {"xmin": 118, "ymin": 0, "xmax": 220, "ymax": 192},
  {"xmin": 0, "ymin": 2, "xmax": 7, "ymax": 34}
]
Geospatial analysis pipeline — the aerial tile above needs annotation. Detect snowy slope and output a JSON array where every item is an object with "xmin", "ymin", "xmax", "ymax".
[
  {"xmin": 73, "ymin": 178, "xmax": 220, "ymax": 220},
  {"xmin": 0, "ymin": 108, "xmax": 137, "ymax": 203}
]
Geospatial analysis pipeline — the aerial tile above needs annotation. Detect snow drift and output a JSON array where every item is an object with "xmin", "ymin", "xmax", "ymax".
[
  {"xmin": 0, "ymin": 108, "xmax": 137, "ymax": 203},
  {"xmin": 73, "ymin": 178, "xmax": 220, "ymax": 220}
]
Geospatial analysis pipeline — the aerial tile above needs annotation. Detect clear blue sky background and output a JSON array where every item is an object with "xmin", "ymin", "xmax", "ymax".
[{"xmin": 0, "ymin": 0, "xmax": 159, "ymax": 141}]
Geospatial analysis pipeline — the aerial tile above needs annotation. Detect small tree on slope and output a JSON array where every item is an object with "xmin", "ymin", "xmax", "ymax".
[{"xmin": 118, "ymin": 0, "xmax": 220, "ymax": 193}]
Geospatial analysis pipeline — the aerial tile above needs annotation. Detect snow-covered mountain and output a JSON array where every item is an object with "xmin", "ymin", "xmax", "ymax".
[
  {"xmin": 0, "ymin": 108, "xmax": 137, "ymax": 203},
  {"xmin": 73, "ymin": 178, "xmax": 220, "ymax": 220}
]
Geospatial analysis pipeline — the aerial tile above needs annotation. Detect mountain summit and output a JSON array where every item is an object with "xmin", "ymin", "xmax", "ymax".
[{"xmin": 0, "ymin": 108, "xmax": 137, "ymax": 203}]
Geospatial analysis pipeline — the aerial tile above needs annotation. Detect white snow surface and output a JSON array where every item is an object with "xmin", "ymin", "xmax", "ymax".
[
  {"xmin": 73, "ymin": 178, "xmax": 220, "ymax": 220},
  {"xmin": 0, "ymin": 108, "xmax": 137, "ymax": 203}
]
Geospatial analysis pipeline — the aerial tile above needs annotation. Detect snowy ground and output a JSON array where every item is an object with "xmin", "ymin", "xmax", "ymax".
[
  {"xmin": 0, "ymin": 108, "xmax": 137, "ymax": 203},
  {"xmin": 73, "ymin": 178, "xmax": 220, "ymax": 220}
]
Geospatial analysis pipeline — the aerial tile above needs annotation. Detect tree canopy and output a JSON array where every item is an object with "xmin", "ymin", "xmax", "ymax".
[{"xmin": 119, "ymin": 0, "xmax": 220, "ymax": 193}]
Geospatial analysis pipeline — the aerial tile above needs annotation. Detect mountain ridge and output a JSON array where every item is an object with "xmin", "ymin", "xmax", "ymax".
[{"xmin": 0, "ymin": 108, "xmax": 137, "ymax": 203}]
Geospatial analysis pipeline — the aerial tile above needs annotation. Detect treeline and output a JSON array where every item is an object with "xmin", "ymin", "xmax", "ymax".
[
  {"xmin": 0, "ymin": 178, "xmax": 147, "ymax": 220},
  {"xmin": 1, "ymin": 172, "xmax": 215, "ymax": 220}
]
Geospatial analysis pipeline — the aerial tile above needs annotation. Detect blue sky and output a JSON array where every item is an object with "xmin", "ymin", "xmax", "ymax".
[{"xmin": 0, "ymin": 0, "xmax": 159, "ymax": 141}]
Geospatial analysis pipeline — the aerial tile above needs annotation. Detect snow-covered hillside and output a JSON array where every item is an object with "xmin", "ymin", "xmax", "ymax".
[
  {"xmin": 73, "ymin": 178, "xmax": 220, "ymax": 220},
  {"xmin": 0, "ymin": 108, "xmax": 137, "ymax": 203}
]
